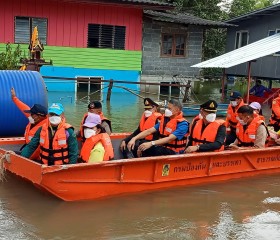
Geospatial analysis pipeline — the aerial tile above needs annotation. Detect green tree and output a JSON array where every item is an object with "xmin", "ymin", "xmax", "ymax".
[
  {"xmin": 229, "ymin": 0, "xmax": 274, "ymax": 18},
  {"xmin": 0, "ymin": 43, "xmax": 23, "ymax": 70}
]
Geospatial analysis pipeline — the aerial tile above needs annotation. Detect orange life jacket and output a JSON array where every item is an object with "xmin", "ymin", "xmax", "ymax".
[
  {"xmin": 39, "ymin": 121, "xmax": 72, "ymax": 165},
  {"xmin": 269, "ymin": 96, "xmax": 280, "ymax": 127},
  {"xmin": 80, "ymin": 133, "xmax": 114, "ymax": 162},
  {"xmin": 24, "ymin": 118, "xmax": 47, "ymax": 160},
  {"xmin": 139, "ymin": 112, "xmax": 162, "ymax": 140},
  {"xmin": 236, "ymin": 118, "xmax": 267, "ymax": 147},
  {"xmin": 189, "ymin": 119, "xmax": 225, "ymax": 151},
  {"xmin": 253, "ymin": 112, "xmax": 265, "ymax": 122},
  {"xmin": 80, "ymin": 112, "xmax": 112, "ymax": 139},
  {"xmin": 226, "ymin": 100, "xmax": 245, "ymax": 130},
  {"xmin": 159, "ymin": 112, "xmax": 189, "ymax": 153}
]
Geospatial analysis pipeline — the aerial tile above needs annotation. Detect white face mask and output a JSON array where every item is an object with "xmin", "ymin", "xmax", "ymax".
[
  {"xmin": 230, "ymin": 101, "xmax": 237, "ymax": 107},
  {"xmin": 165, "ymin": 109, "xmax": 173, "ymax": 117},
  {"xmin": 28, "ymin": 116, "xmax": 35, "ymax": 124},
  {"xmin": 237, "ymin": 117, "xmax": 247, "ymax": 126},
  {"xmin": 84, "ymin": 128, "xmax": 96, "ymax": 138},
  {"xmin": 206, "ymin": 113, "xmax": 216, "ymax": 123},
  {"xmin": 49, "ymin": 116, "xmax": 62, "ymax": 126},
  {"xmin": 144, "ymin": 110, "xmax": 152, "ymax": 118}
]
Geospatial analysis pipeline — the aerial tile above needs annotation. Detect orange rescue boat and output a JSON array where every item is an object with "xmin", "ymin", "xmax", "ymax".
[{"xmin": 1, "ymin": 134, "xmax": 280, "ymax": 201}]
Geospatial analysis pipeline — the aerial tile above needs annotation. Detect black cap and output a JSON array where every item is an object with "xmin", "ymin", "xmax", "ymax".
[
  {"xmin": 143, "ymin": 98, "xmax": 159, "ymax": 109},
  {"xmin": 88, "ymin": 101, "xmax": 102, "ymax": 109},
  {"xmin": 23, "ymin": 104, "xmax": 48, "ymax": 116},
  {"xmin": 200, "ymin": 100, "xmax": 218, "ymax": 112},
  {"xmin": 229, "ymin": 91, "xmax": 242, "ymax": 100}
]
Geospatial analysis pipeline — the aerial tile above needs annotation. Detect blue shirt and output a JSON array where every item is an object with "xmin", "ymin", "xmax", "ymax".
[
  {"xmin": 154, "ymin": 120, "xmax": 189, "ymax": 140},
  {"xmin": 249, "ymin": 85, "xmax": 271, "ymax": 97}
]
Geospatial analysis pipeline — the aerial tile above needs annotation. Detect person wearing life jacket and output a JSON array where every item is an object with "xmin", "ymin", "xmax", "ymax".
[
  {"xmin": 80, "ymin": 113, "xmax": 114, "ymax": 163},
  {"xmin": 249, "ymin": 101, "xmax": 265, "ymax": 121},
  {"xmin": 127, "ymin": 99, "xmax": 189, "ymax": 157},
  {"xmin": 21, "ymin": 103, "xmax": 79, "ymax": 165},
  {"xmin": 79, "ymin": 101, "xmax": 112, "ymax": 139},
  {"xmin": 11, "ymin": 87, "xmax": 48, "ymax": 160},
  {"xmin": 225, "ymin": 91, "xmax": 245, "ymax": 145},
  {"xmin": 120, "ymin": 98, "xmax": 162, "ymax": 158},
  {"xmin": 229, "ymin": 105, "xmax": 268, "ymax": 149},
  {"xmin": 269, "ymin": 94, "xmax": 280, "ymax": 132},
  {"xmin": 185, "ymin": 100, "xmax": 226, "ymax": 153}
]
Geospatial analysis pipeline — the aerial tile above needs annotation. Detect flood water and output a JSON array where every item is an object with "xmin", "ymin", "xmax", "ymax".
[{"xmin": 1, "ymin": 80, "xmax": 280, "ymax": 240}]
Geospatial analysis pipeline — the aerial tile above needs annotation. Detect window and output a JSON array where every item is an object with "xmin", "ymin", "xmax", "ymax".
[
  {"xmin": 87, "ymin": 24, "xmax": 126, "ymax": 50},
  {"xmin": 235, "ymin": 31, "xmax": 249, "ymax": 49},
  {"xmin": 15, "ymin": 17, "xmax": 47, "ymax": 44},
  {"xmin": 268, "ymin": 29, "xmax": 280, "ymax": 55},
  {"xmin": 161, "ymin": 34, "xmax": 186, "ymax": 57}
]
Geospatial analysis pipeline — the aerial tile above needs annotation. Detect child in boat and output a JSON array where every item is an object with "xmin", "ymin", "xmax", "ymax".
[{"xmin": 79, "ymin": 113, "xmax": 114, "ymax": 163}]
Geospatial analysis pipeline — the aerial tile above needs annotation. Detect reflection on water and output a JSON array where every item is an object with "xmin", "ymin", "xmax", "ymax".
[
  {"xmin": 2, "ymin": 173, "xmax": 280, "ymax": 239},
  {"xmin": 47, "ymin": 81, "xmax": 231, "ymax": 132},
  {"xmin": 2, "ymin": 80, "xmax": 280, "ymax": 239}
]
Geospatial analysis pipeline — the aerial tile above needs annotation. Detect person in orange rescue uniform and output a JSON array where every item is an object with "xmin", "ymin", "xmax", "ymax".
[
  {"xmin": 185, "ymin": 100, "xmax": 226, "ymax": 153},
  {"xmin": 225, "ymin": 91, "xmax": 245, "ymax": 145},
  {"xmin": 80, "ymin": 113, "xmax": 114, "ymax": 163},
  {"xmin": 269, "ymin": 94, "xmax": 280, "ymax": 132},
  {"xmin": 11, "ymin": 87, "xmax": 48, "ymax": 160},
  {"xmin": 229, "ymin": 105, "xmax": 268, "ymax": 149},
  {"xmin": 79, "ymin": 101, "xmax": 112, "ymax": 141},
  {"xmin": 127, "ymin": 99, "xmax": 189, "ymax": 157},
  {"xmin": 21, "ymin": 103, "xmax": 78, "ymax": 165},
  {"xmin": 120, "ymin": 98, "xmax": 162, "ymax": 158}
]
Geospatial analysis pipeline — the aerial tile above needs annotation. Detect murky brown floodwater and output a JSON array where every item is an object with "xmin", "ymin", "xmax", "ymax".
[{"xmin": 1, "ymin": 80, "xmax": 280, "ymax": 240}]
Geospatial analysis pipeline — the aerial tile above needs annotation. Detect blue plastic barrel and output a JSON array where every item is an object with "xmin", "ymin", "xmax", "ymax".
[{"xmin": 0, "ymin": 70, "xmax": 48, "ymax": 137}]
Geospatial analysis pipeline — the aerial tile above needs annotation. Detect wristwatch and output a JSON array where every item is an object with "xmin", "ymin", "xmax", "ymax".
[{"xmin": 151, "ymin": 141, "xmax": 156, "ymax": 146}]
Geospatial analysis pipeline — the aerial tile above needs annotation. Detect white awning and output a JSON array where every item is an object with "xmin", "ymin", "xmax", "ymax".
[{"xmin": 191, "ymin": 33, "xmax": 280, "ymax": 68}]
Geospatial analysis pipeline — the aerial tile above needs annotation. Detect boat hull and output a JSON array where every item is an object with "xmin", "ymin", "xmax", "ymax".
[
  {"xmin": 183, "ymin": 104, "xmax": 228, "ymax": 117},
  {"xmin": 1, "ymin": 135, "xmax": 280, "ymax": 201}
]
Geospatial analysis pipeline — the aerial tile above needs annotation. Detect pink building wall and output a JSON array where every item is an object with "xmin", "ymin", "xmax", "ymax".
[{"xmin": 0, "ymin": 0, "xmax": 143, "ymax": 51}]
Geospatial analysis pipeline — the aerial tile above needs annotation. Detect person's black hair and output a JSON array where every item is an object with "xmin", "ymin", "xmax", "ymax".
[
  {"xmin": 96, "ymin": 124, "xmax": 106, "ymax": 133},
  {"xmin": 237, "ymin": 105, "xmax": 254, "ymax": 115},
  {"xmin": 256, "ymin": 80, "xmax": 262, "ymax": 84}
]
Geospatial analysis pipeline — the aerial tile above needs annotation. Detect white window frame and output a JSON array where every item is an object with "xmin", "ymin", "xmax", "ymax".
[
  {"xmin": 268, "ymin": 29, "xmax": 280, "ymax": 56},
  {"xmin": 234, "ymin": 30, "xmax": 249, "ymax": 49}
]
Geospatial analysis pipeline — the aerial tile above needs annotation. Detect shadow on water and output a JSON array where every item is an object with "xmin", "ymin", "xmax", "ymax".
[{"xmin": 2, "ymin": 172, "xmax": 280, "ymax": 239}]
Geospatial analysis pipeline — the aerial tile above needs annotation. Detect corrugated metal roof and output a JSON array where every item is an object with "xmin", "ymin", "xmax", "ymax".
[
  {"xmin": 226, "ymin": 3, "xmax": 280, "ymax": 24},
  {"xmin": 144, "ymin": 10, "xmax": 234, "ymax": 27},
  {"xmin": 191, "ymin": 33, "xmax": 280, "ymax": 68}
]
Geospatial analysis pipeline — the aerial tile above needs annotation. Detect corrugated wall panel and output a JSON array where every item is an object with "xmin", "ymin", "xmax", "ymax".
[
  {"xmin": 0, "ymin": 44, "xmax": 142, "ymax": 70},
  {"xmin": 0, "ymin": 0, "xmax": 142, "ymax": 51}
]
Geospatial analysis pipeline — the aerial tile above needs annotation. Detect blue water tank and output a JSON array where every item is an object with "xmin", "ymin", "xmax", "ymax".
[{"xmin": 0, "ymin": 70, "xmax": 48, "ymax": 137}]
